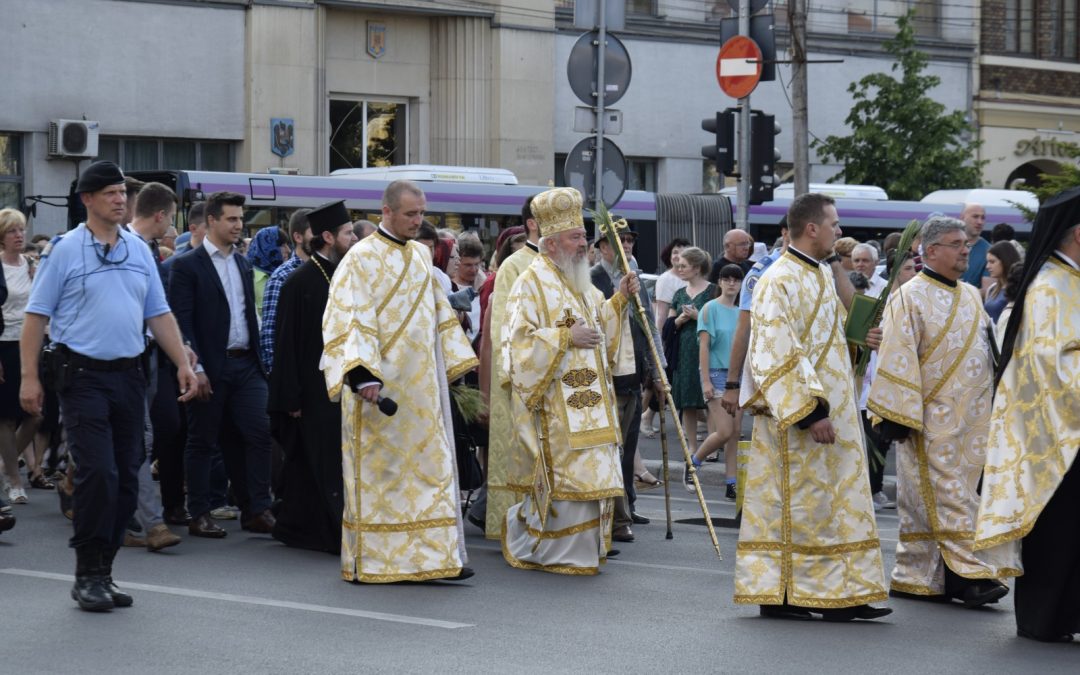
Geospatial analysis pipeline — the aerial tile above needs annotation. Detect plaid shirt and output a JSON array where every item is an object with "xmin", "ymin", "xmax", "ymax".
[{"xmin": 259, "ymin": 254, "xmax": 305, "ymax": 373}]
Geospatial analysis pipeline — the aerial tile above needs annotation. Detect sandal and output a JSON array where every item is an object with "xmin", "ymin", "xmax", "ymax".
[
  {"xmin": 634, "ymin": 472, "xmax": 663, "ymax": 490},
  {"xmin": 29, "ymin": 473, "xmax": 55, "ymax": 490}
]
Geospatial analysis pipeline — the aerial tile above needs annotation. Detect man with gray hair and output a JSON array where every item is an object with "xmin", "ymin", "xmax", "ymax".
[
  {"xmin": 868, "ymin": 215, "xmax": 1012, "ymax": 608},
  {"xmin": 851, "ymin": 242, "xmax": 886, "ymax": 298}
]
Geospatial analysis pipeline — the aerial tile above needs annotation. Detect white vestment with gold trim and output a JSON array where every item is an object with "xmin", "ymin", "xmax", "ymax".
[
  {"xmin": 500, "ymin": 254, "xmax": 628, "ymax": 575},
  {"xmin": 975, "ymin": 257, "xmax": 1080, "ymax": 566},
  {"xmin": 321, "ymin": 232, "xmax": 478, "ymax": 583},
  {"xmin": 868, "ymin": 271, "xmax": 1016, "ymax": 595},
  {"xmin": 736, "ymin": 251, "xmax": 888, "ymax": 608}
]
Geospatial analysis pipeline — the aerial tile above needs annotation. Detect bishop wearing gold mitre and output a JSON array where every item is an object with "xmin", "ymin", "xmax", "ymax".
[
  {"xmin": 975, "ymin": 187, "xmax": 1080, "ymax": 643},
  {"xmin": 737, "ymin": 193, "xmax": 890, "ymax": 621},
  {"xmin": 321, "ymin": 180, "xmax": 479, "ymax": 584},
  {"xmin": 868, "ymin": 216, "xmax": 1013, "ymax": 608},
  {"xmin": 501, "ymin": 187, "xmax": 638, "ymax": 575}
]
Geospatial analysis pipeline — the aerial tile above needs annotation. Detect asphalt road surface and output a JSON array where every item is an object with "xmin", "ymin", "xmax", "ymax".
[{"xmin": 1, "ymin": 426, "xmax": 1075, "ymax": 673}]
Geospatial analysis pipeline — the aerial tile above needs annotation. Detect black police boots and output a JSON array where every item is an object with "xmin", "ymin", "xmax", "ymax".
[
  {"xmin": 71, "ymin": 544, "xmax": 114, "ymax": 612},
  {"xmin": 101, "ymin": 546, "xmax": 133, "ymax": 607}
]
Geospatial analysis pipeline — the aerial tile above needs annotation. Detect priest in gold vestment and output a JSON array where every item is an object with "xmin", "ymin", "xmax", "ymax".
[
  {"xmin": 868, "ymin": 216, "xmax": 1012, "ymax": 608},
  {"xmin": 482, "ymin": 201, "xmax": 539, "ymax": 539},
  {"xmin": 501, "ymin": 187, "xmax": 637, "ymax": 575},
  {"xmin": 974, "ymin": 187, "xmax": 1080, "ymax": 642},
  {"xmin": 321, "ymin": 180, "xmax": 478, "ymax": 583},
  {"xmin": 737, "ymin": 193, "xmax": 890, "ymax": 621}
]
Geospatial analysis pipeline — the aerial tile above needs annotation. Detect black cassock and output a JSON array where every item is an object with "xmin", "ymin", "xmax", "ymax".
[{"xmin": 268, "ymin": 256, "xmax": 343, "ymax": 553}]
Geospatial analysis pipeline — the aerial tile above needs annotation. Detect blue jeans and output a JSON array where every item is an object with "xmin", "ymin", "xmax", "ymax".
[{"xmin": 184, "ymin": 353, "xmax": 272, "ymax": 520}]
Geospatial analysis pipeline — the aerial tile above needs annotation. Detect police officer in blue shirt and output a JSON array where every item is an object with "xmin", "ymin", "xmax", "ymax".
[{"xmin": 19, "ymin": 161, "xmax": 198, "ymax": 612}]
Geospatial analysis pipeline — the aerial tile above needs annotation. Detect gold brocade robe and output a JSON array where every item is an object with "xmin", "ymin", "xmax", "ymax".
[
  {"xmin": 974, "ymin": 256, "xmax": 1080, "ymax": 567},
  {"xmin": 321, "ymin": 231, "xmax": 478, "ymax": 583},
  {"xmin": 867, "ymin": 271, "xmax": 1016, "ymax": 595},
  {"xmin": 484, "ymin": 244, "xmax": 538, "ymax": 539},
  {"xmin": 500, "ymin": 255, "xmax": 628, "ymax": 559},
  {"xmin": 736, "ymin": 250, "xmax": 887, "ymax": 608}
]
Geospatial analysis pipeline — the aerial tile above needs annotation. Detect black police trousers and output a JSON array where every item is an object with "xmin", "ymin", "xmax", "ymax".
[{"xmin": 59, "ymin": 366, "xmax": 145, "ymax": 550}]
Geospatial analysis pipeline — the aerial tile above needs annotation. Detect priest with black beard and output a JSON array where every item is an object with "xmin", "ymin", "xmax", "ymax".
[{"xmin": 269, "ymin": 200, "xmax": 359, "ymax": 552}]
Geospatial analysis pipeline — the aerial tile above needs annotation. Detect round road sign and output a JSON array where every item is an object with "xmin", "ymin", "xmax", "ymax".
[
  {"xmin": 563, "ymin": 137, "xmax": 627, "ymax": 210},
  {"xmin": 716, "ymin": 36, "xmax": 762, "ymax": 99},
  {"xmin": 567, "ymin": 31, "xmax": 633, "ymax": 107}
]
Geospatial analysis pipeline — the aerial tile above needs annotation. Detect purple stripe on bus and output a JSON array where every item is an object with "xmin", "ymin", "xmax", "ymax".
[{"xmin": 195, "ymin": 182, "xmax": 654, "ymax": 212}]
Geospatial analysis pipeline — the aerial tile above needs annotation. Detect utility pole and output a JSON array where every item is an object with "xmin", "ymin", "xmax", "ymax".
[
  {"xmin": 736, "ymin": 0, "xmax": 751, "ymax": 230},
  {"xmin": 790, "ymin": 0, "xmax": 809, "ymax": 196},
  {"xmin": 593, "ymin": 0, "xmax": 607, "ymax": 214}
]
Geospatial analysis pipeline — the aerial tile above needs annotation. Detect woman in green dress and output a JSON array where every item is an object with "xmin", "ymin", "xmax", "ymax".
[{"xmin": 667, "ymin": 246, "xmax": 716, "ymax": 447}]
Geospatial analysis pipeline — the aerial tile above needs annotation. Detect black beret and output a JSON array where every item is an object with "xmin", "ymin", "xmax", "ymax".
[
  {"xmin": 308, "ymin": 200, "xmax": 350, "ymax": 237},
  {"xmin": 75, "ymin": 161, "xmax": 126, "ymax": 194}
]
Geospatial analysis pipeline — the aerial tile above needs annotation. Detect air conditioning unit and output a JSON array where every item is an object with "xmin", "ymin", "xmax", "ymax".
[{"xmin": 48, "ymin": 119, "xmax": 100, "ymax": 159}]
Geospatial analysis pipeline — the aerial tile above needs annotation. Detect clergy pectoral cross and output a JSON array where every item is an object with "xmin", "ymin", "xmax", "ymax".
[{"xmin": 556, "ymin": 309, "xmax": 578, "ymax": 329}]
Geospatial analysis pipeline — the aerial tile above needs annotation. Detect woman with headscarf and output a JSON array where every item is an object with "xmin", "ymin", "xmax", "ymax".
[{"xmin": 247, "ymin": 226, "xmax": 290, "ymax": 318}]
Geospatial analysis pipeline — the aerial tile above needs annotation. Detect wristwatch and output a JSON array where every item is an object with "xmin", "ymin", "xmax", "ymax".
[{"xmin": 724, "ymin": 381, "xmax": 740, "ymax": 390}]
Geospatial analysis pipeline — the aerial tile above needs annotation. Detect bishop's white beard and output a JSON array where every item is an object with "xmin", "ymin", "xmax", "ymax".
[{"xmin": 550, "ymin": 249, "xmax": 593, "ymax": 295}]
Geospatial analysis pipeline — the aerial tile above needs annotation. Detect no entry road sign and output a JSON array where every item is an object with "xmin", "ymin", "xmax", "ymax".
[{"xmin": 716, "ymin": 36, "xmax": 762, "ymax": 99}]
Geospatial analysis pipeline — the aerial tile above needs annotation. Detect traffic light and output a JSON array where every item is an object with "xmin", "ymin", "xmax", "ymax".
[
  {"xmin": 750, "ymin": 112, "xmax": 780, "ymax": 205},
  {"xmin": 701, "ymin": 110, "xmax": 736, "ymax": 177}
]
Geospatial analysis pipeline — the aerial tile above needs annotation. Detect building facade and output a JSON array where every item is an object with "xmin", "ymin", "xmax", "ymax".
[
  {"xmin": 977, "ymin": 0, "xmax": 1080, "ymax": 189},
  {"xmin": 552, "ymin": 0, "xmax": 978, "ymax": 195},
  {"xmin": 3, "ymin": 0, "xmax": 990, "ymax": 234}
]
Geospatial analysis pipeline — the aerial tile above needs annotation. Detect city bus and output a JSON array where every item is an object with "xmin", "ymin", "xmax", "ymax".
[
  {"xmin": 730, "ymin": 184, "xmax": 1033, "ymax": 247},
  {"xmin": 126, "ymin": 166, "xmax": 735, "ymax": 274}
]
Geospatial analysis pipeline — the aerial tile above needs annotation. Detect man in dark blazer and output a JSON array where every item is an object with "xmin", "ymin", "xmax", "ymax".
[{"xmin": 168, "ymin": 191, "xmax": 274, "ymax": 538}]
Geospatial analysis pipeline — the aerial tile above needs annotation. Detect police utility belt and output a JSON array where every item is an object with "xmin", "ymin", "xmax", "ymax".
[{"xmin": 43, "ymin": 343, "xmax": 149, "ymax": 392}]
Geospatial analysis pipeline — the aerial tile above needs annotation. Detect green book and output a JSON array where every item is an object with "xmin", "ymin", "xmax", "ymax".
[{"xmin": 845, "ymin": 293, "xmax": 880, "ymax": 347}]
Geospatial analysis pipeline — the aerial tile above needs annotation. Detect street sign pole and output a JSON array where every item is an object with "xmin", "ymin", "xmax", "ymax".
[
  {"xmin": 737, "ymin": 0, "xmax": 751, "ymax": 231},
  {"xmin": 593, "ymin": 0, "xmax": 607, "ymax": 215}
]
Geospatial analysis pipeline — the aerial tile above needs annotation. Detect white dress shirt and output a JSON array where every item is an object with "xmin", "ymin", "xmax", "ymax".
[{"xmin": 203, "ymin": 237, "xmax": 250, "ymax": 350}]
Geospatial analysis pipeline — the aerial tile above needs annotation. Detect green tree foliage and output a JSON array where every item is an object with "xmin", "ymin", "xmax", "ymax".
[{"xmin": 811, "ymin": 11, "xmax": 984, "ymax": 201}]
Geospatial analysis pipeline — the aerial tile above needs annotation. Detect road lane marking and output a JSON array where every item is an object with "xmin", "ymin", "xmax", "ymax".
[{"xmin": 0, "ymin": 569, "xmax": 473, "ymax": 629}]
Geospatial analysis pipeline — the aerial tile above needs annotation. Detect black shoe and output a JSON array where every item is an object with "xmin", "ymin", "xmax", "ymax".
[
  {"xmin": 606, "ymin": 549, "xmax": 620, "ymax": 557},
  {"xmin": 760, "ymin": 604, "xmax": 813, "ymax": 620},
  {"xmin": 961, "ymin": 581, "xmax": 1009, "ymax": 608},
  {"xmin": 725, "ymin": 483, "xmax": 737, "ymax": 501},
  {"xmin": 71, "ymin": 576, "xmax": 114, "ymax": 612},
  {"xmin": 0, "ymin": 512, "xmax": 14, "ymax": 533},
  {"xmin": 101, "ymin": 547, "xmax": 133, "ymax": 608},
  {"xmin": 72, "ymin": 546, "xmax": 114, "ymax": 612},
  {"xmin": 816, "ymin": 604, "xmax": 892, "ymax": 622},
  {"xmin": 612, "ymin": 526, "xmax": 635, "ymax": 542},
  {"xmin": 631, "ymin": 512, "xmax": 650, "ymax": 525},
  {"xmin": 1017, "ymin": 628, "xmax": 1075, "ymax": 643},
  {"xmin": 705, "ymin": 454, "xmax": 721, "ymax": 463},
  {"xmin": 447, "ymin": 567, "xmax": 474, "ymax": 581}
]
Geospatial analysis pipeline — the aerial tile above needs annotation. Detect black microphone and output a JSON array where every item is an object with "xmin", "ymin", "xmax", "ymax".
[
  {"xmin": 103, "ymin": 243, "xmax": 111, "ymax": 256},
  {"xmin": 377, "ymin": 396, "xmax": 398, "ymax": 416}
]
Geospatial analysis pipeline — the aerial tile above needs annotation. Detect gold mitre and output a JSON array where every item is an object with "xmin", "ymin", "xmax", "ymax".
[{"xmin": 532, "ymin": 187, "xmax": 585, "ymax": 238}]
